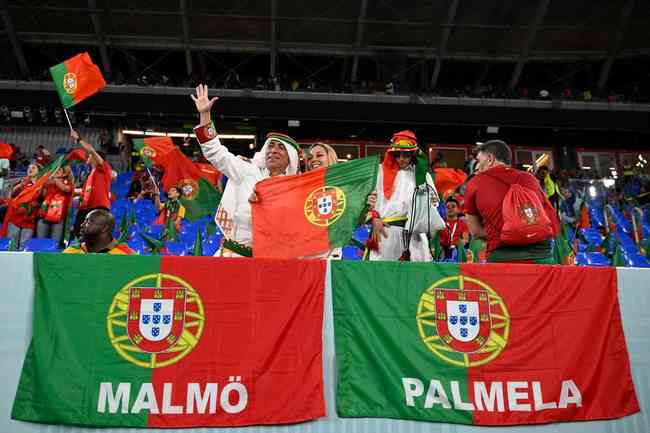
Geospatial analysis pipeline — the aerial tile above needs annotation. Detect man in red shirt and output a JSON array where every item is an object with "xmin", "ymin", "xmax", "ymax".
[
  {"xmin": 70, "ymin": 130, "xmax": 112, "ymax": 239},
  {"xmin": 439, "ymin": 198, "xmax": 469, "ymax": 259},
  {"xmin": 463, "ymin": 140, "xmax": 558, "ymax": 264}
]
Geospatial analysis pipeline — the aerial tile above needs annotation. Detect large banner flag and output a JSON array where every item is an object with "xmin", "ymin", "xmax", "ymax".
[
  {"xmin": 49, "ymin": 52, "xmax": 106, "ymax": 109},
  {"xmin": 332, "ymin": 261, "xmax": 639, "ymax": 426},
  {"xmin": 12, "ymin": 255, "xmax": 326, "ymax": 428},
  {"xmin": 134, "ymin": 137, "xmax": 222, "ymax": 221},
  {"xmin": 252, "ymin": 155, "xmax": 378, "ymax": 258}
]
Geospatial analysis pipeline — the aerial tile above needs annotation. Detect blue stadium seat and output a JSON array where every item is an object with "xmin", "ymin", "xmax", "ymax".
[
  {"xmin": 127, "ymin": 239, "xmax": 146, "ymax": 255},
  {"xmin": 115, "ymin": 172, "xmax": 133, "ymax": 186},
  {"xmin": 202, "ymin": 233, "xmax": 223, "ymax": 256},
  {"xmin": 352, "ymin": 225, "xmax": 370, "ymax": 245},
  {"xmin": 111, "ymin": 198, "xmax": 132, "ymax": 213},
  {"xmin": 0, "ymin": 237, "xmax": 11, "ymax": 251},
  {"xmin": 23, "ymin": 238, "xmax": 60, "ymax": 253},
  {"xmin": 146, "ymin": 225, "xmax": 164, "ymax": 239},
  {"xmin": 585, "ymin": 252, "xmax": 610, "ymax": 267},
  {"xmin": 575, "ymin": 252, "xmax": 588, "ymax": 265},
  {"xmin": 626, "ymin": 254, "xmax": 650, "ymax": 268},
  {"xmin": 164, "ymin": 241, "xmax": 188, "ymax": 256},
  {"xmin": 342, "ymin": 246, "xmax": 364, "ymax": 261}
]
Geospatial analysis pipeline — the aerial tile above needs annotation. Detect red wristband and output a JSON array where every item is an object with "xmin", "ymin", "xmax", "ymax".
[{"xmin": 193, "ymin": 122, "xmax": 218, "ymax": 144}]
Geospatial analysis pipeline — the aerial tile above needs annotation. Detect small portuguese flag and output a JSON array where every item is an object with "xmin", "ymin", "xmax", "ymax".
[
  {"xmin": 332, "ymin": 261, "xmax": 639, "ymax": 426},
  {"xmin": 49, "ymin": 52, "xmax": 106, "ymax": 109},
  {"xmin": 252, "ymin": 155, "xmax": 379, "ymax": 258},
  {"xmin": 12, "ymin": 255, "xmax": 325, "ymax": 427}
]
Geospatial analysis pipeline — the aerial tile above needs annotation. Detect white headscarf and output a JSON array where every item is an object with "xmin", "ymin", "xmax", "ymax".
[{"xmin": 251, "ymin": 136, "xmax": 300, "ymax": 175}]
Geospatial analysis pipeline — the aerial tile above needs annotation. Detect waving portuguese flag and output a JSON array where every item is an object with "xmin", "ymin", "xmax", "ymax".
[
  {"xmin": 12, "ymin": 255, "xmax": 325, "ymax": 428},
  {"xmin": 252, "ymin": 155, "xmax": 378, "ymax": 258},
  {"xmin": 49, "ymin": 52, "xmax": 106, "ymax": 109},
  {"xmin": 332, "ymin": 261, "xmax": 639, "ymax": 426},
  {"xmin": 133, "ymin": 137, "xmax": 221, "ymax": 221}
]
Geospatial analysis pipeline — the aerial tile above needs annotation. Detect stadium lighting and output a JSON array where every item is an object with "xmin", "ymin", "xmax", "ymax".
[
  {"xmin": 248, "ymin": 143, "xmax": 255, "ymax": 149},
  {"xmin": 588, "ymin": 186, "xmax": 597, "ymax": 197},
  {"xmin": 121, "ymin": 130, "xmax": 255, "ymax": 140},
  {"xmin": 581, "ymin": 166, "xmax": 592, "ymax": 170}
]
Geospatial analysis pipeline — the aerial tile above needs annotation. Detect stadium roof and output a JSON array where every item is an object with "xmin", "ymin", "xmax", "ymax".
[{"xmin": 1, "ymin": 0, "xmax": 649, "ymax": 89}]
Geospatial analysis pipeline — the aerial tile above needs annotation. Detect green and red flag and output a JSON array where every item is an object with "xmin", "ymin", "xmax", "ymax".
[
  {"xmin": 49, "ymin": 52, "xmax": 106, "ymax": 109},
  {"xmin": 553, "ymin": 224, "xmax": 575, "ymax": 265},
  {"xmin": 133, "ymin": 137, "xmax": 176, "ymax": 169},
  {"xmin": 12, "ymin": 255, "xmax": 325, "ymax": 428},
  {"xmin": 0, "ymin": 155, "xmax": 66, "ymax": 236},
  {"xmin": 133, "ymin": 138, "xmax": 221, "ymax": 222},
  {"xmin": 332, "ymin": 261, "xmax": 639, "ymax": 426},
  {"xmin": 252, "ymin": 155, "xmax": 378, "ymax": 258}
]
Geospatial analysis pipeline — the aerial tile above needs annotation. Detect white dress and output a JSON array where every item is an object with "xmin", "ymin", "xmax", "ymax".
[{"xmin": 369, "ymin": 165, "xmax": 435, "ymax": 262}]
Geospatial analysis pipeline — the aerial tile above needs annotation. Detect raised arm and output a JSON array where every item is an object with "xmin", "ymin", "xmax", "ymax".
[
  {"xmin": 70, "ymin": 130, "xmax": 103, "ymax": 169},
  {"xmin": 190, "ymin": 84, "xmax": 256, "ymax": 184}
]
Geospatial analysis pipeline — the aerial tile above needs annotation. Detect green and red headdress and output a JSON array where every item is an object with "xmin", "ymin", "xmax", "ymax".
[{"xmin": 382, "ymin": 130, "xmax": 428, "ymax": 199}]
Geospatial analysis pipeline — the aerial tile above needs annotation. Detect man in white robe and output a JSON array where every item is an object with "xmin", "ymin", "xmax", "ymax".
[{"xmin": 190, "ymin": 85, "xmax": 300, "ymax": 256}]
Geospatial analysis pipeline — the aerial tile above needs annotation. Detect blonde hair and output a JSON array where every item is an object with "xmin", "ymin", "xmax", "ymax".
[{"xmin": 307, "ymin": 143, "xmax": 338, "ymax": 170}]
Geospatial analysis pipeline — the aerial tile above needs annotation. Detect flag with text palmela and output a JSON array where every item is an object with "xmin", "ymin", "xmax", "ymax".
[
  {"xmin": 50, "ymin": 52, "xmax": 106, "ymax": 108},
  {"xmin": 252, "ymin": 155, "xmax": 378, "ymax": 258},
  {"xmin": 12, "ymin": 255, "xmax": 325, "ymax": 428},
  {"xmin": 134, "ymin": 138, "xmax": 222, "ymax": 221},
  {"xmin": 332, "ymin": 261, "xmax": 639, "ymax": 426}
]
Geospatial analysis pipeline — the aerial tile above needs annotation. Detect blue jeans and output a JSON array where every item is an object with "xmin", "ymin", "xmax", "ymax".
[
  {"xmin": 36, "ymin": 219, "xmax": 65, "ymax": 245},
  {"xmin": 7, "ymin": 223, "xmax": 33, "ymax": 250}
]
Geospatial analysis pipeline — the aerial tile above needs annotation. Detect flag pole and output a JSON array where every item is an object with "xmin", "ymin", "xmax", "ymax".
[
  {"xmin": 144, "ymin": 165, "xmax": 160, "ymax": 194},
  {"xmin": 63, "ymin": 108, "xmax": 74, "ymax": 132}
]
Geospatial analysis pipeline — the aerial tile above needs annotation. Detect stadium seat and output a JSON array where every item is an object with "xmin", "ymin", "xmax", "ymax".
[
  {"xmin": 575, "ymin": 252, "xmax": 588, "ymax": 265},
  {"xmin": 352, "ymin": 225, "xmax": 370, "ymax": 245},
  {"xmin": 0, "ymin": 237, "xmax": 12, "ymax": 251},
  {"xmin": 164, "ymin": 241, "xmax": 188, "ymax": 256},
  {"xmin": 626, "ymin": 254, "xmax": 650, "ymax": 268},
  {"xmin": 23, "ymin": 238, "xmax": 60, "ymax": 253},
  {"xmin": 127, "ymin": 239, "xmax": 147, "ymax": 255},
  {"xmin": 342, "ymin": 246, "xmax": 363, "ymax": 261},
  {"xmin": 145, "ymin": 225, "xmax": 164, "ymax": 239},
  {"xmin": 202, "ymin": 234, "xmax": 223, "ymax": 256},
  {"xmin": 111, "ymin": 198, "xmax": 132, "ymax": 213},
  {"xmin": 585, "ymin": 252, "xmax": 610, "ymax": 267}
]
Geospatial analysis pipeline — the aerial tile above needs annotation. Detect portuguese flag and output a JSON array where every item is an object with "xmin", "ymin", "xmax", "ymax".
[
  {"xmin": 252, "ymin": 155, "xmax": 378, "ymax": 258},
  {"xmin": 134, "ymin": 138, "xmax": 221, "ymax": 221},
  {"xmin": 133, "ymin": 137, "xmax": 176, "ymax": 170},
  {"xmin": 12, "ymin": 255, "xmax": 325, "ymax": 428},
  {"xmin": 50, "ymin": 52, "xmax": 106, "ymax": 109},
  {"xmin": 332, "ymin": 261, "xmax": 639, "ymax": 426}
]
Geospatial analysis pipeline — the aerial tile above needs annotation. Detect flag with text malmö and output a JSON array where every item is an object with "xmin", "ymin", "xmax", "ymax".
[
  {"xmin": 12, "ymin": 255, "xmax": 325, "ymax": 428},
  {"xmin": 252, "ymin": 155, "xmax": 378, "ymax": 258},
  {"xmin": 50, "ymin": 52, "xmax": 106, "ymax": 108},
  {"xmin": 332, "ymin": 261, "xmax": 639, "ymax": 426}
]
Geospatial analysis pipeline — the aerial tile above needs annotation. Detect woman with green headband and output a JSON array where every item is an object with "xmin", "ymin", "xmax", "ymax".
[{"xmin": 191, "ymin": 85, "xmax": 301, "ymax": 257}]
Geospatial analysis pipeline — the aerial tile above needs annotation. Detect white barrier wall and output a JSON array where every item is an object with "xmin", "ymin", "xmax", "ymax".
[{"xmin": 1, "ymin": 252, "xmax": 648, "ymax": 433}]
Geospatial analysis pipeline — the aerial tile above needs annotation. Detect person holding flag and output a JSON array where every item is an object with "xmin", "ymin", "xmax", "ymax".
[
  {"xmin": 154, "ymin": 185, "xmax": 185, "ymax": 229},
  {"xmin": 191, "ymin": 84, "xmax": 300, "ymax": 257},
  {"xmin": 5, "ymin": 162, "xmax": 41, "ymax": 248},
  {"xmin": 69, "ymin": 130, "xmax": 112, "ymax": 240},
  {"xmin": 367, "ymin": 130, "xmax": 440, "ymax": 261},
  {"xmin": 36, "ymin": 165, "xmax": 74, "ymax": 245}
]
